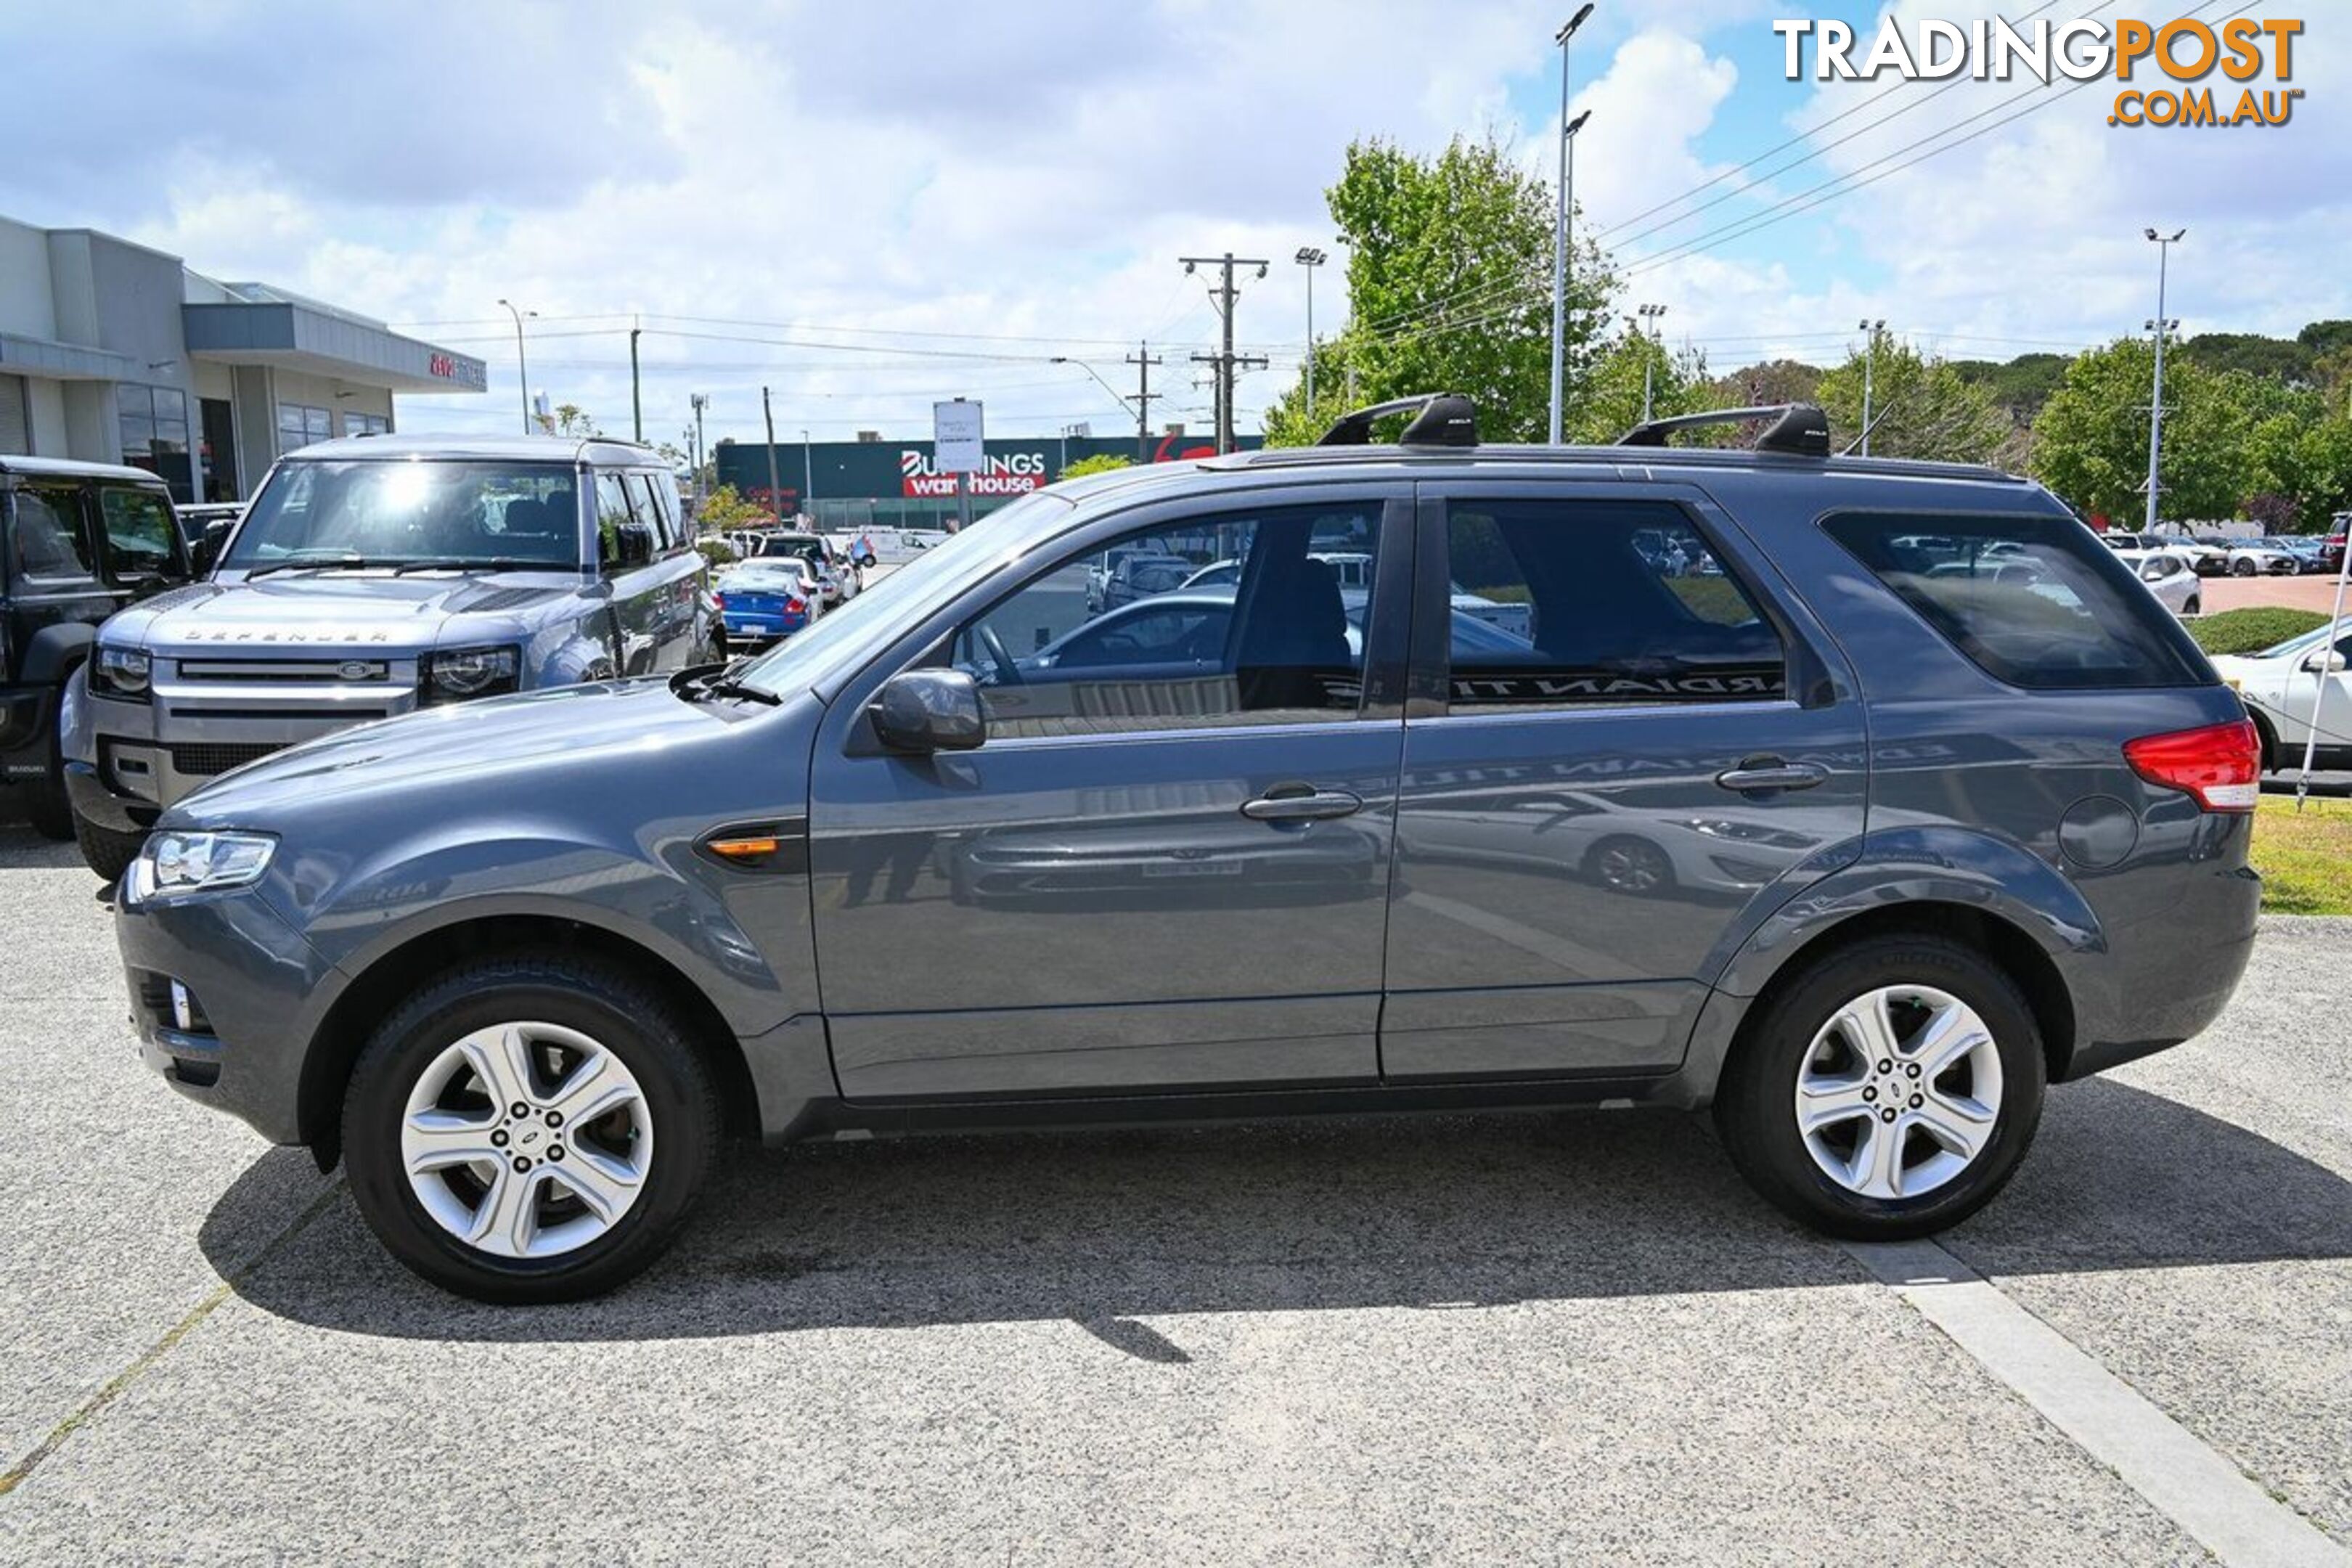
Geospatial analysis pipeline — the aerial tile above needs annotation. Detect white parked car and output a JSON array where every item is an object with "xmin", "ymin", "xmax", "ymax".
[
  {"xmin": 2210, "ymin": 617, "xmax": 2352, "ymax": 772},
  {"xmin": 2110, "ymin": 549, "xmax": 2202, "ymax": 617},
  {"xmin": 2147, "ymin": 533, "xmax": 2230, "ymax": 576},
  {"xmin": 2226, "ymin": 538, "xmax": 2307, "ymax": 577}
]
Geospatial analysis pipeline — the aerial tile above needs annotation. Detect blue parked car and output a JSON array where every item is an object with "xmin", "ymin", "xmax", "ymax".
[{"xmin": 713, "ymin": 559, "xmax": 822, "ymax": 650}]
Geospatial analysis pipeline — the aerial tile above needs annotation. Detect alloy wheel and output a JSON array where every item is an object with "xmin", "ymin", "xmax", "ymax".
[
  {"xmin": 399, "ymin": 1021, "xmax": 654, "ymax": 1258},
  {"xmin": 1792, "ymin": 984, "xmax": 2004, "ymax": 1201}
]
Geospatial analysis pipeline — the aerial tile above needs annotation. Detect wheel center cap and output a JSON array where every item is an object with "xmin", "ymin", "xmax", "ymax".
[{"xmin": 516, "ymin": 1127, "xmax": 543, "ymax": 1148}]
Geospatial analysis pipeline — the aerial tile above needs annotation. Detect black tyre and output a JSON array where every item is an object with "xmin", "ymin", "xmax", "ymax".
[
  {"xmin": 23, "ymin": 709, "xmax": 71, "ymax": 841},
  {"xmin": 2231, "ymin": 558, "xmax": 2256, "ymax": 576},
  {"xmin": 73, "ymin": 810, "xmax": 144, "ymax": 882},
  {"xmin": 343, "ymin": 952, "xmax": 720, "ymax": 1303},
  {"xmin": 1585, "ymin": 835, "xmax": 1675, "ymax": 897},
  {"xmin": 1713, "ymin": 935, "xmax": 2046, "ymax": 1240},
  {"xmin": 2183, "ymin": 595, "xmax": 2201, "ymax": 617}
]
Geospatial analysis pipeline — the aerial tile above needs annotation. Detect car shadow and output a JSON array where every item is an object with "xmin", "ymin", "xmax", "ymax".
[{"xmin": 203, "ymin": 1077, "xmax": 2352, "ymax": 1347}]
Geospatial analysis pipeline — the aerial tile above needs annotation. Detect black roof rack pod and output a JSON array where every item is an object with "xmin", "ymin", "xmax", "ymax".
[
  {"xmin": 1315, "ymin": 392, "xmax": 1478, "ymax": 448},
  {"xmin": 1615, "ymin": 403, "xmax": 1831, "ymax": 457}
]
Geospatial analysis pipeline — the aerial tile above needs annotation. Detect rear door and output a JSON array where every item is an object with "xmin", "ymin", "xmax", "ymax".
[{"xmin": 1381, "ymin": 479, "xmax": 1867, "ymax": 1082}]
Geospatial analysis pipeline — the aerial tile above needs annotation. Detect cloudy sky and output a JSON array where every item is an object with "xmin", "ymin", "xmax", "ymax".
[{"xmin": 1, "ymin": 0, "xmax": 2339, "ymax": 446}]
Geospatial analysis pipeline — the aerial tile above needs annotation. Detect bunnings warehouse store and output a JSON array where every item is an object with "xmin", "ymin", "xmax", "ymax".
[{"xmin": 714, "ymin": 428, "xmax": 1263, "ymax": 531}]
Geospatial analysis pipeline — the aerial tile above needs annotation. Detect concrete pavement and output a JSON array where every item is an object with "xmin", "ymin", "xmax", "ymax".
[{"xmin": 0, "ymin": 817, "xmax": 2345, "ymax": 1564}]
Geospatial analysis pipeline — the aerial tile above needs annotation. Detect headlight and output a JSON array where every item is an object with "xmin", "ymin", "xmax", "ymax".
[
  {"xmin": 420, "ymin": 644, "xmax": 520, "ymax": 703},
  {"xmin": 91, "ymin": 645, "xmax": 152, "ymax": 701},
  {"xmin": 123, "ymin": 830, "xmax": 276, "ymax": 903}
]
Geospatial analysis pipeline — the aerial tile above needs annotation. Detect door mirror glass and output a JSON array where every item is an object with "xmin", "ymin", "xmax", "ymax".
[
  {"xmin": 614, "ymin": 521, "xmax": 656, "ymax": 568},
  {"xmin": 870, "ymin": 669, "xmax": 987, "ymax": 752}
]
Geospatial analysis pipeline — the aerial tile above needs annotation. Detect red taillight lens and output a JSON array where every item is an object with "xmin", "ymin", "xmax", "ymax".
[
  {"xmin": 2123, "ymin": 719, "xmax": 2261, "ymax": 812},
  {"xmin": 713, "ymin": 592, "xmax": 727, "ymax": 610},
  {"xmin": 786, "ymin": 596, "xmax": 805, "ymax": 614}
]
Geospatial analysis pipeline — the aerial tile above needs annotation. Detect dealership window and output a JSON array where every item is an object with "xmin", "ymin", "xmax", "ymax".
[
  {"xmin": 343, "ymin": 412, "xmax": 391, "ymax": 437},
  {"xmin": 1441, "ymin": 499, "xmax": 1786, "ymax": 712},
  {"xmin": 277, "ymin": 402, "xmax": 333, "ymax": 454},
  {"xmin": 117, "ymin": 384, "xmax": 192, "ymax": 501}
]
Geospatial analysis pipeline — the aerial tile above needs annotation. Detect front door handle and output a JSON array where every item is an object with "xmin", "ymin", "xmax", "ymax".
[
  {"xmin": 1241, "ymin": 784, "xmax": 1365, "ymax": 822},
  {"xmin": 1715, "ymin": 759, "xmax": 1828, "ymax": 794}
]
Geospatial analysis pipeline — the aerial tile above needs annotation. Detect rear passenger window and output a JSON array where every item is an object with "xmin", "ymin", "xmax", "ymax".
[
  {"xmin": 595, "ymin": 474, "xmax": 634, "ymax": 568},
  {"xmin": 623, "ymin": 473, "xmax": 667, "ymax": 550},
  {"xmin": 97, "ymin": 487, "xmax": 179, "ymax": 581},
  {"xmin": 10, "ymin": 486, "xmax": 97, "ymax": 584},
  {"xmin": 1823, "ymin": 512, "xmax": 2208, "ymax": 690},
  {"xmin": 1442, "ymin": 499, "xmax": 1786, "ymax": 711}
]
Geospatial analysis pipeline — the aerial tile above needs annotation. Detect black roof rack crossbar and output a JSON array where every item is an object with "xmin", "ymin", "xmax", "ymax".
[
  {"xmin": 1615, "ymin": 403, "xmax": 1831, "ymax": 457},
  {"xmin": 1315, "ymin": 392, "xmax": 1478, "ymax": 448}
]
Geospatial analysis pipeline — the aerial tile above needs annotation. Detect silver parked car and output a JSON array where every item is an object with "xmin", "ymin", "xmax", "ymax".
[{"xmin": 62, "ymin": 435, "xmax": 713, "ymax": 879}]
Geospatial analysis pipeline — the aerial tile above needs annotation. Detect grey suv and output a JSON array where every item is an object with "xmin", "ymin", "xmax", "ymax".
[
  {"xmin": 110, "ymin": 397, "xmax": 2261, "ymax": 1302},
  {"xmin": 64, "ymin": 434, "xmax": 711, "ymax": 878}
]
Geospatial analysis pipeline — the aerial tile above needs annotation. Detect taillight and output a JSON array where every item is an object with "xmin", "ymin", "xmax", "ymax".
[
  {"xmin": 713, "ymin": 592, "xmax": 727, "ymax": 610},
  {"xmin": 2123, "ymin": 719, "xmax": 2261, "ymax": 812},
  {"xmin": 786, "ymin": 596, "xmax": 805, "ymax": 615}
]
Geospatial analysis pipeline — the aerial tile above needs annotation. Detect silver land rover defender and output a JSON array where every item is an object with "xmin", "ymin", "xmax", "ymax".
[{"xmin": 62, "ymin": 435, "xmax": 713, "ymax": 878}]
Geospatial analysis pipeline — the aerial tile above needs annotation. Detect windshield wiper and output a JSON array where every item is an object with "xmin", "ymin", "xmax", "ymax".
[
  {"xmin": 242, "ymin": 552, "xmax": 372, "ymax": 579},
  {"xmin": 389, "ymin": 558, "xmax": 557, "ymax": 575},
  {"xmin": 673, "ymin": 659, "xmax": 781, "ymax": 706}
]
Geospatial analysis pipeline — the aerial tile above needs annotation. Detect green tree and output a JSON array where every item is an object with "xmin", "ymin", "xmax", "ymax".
[
  {"xmin": 1565, "ymin": 330, "xmax": 1708, "ymax": 444},
  {"xmin": 692, "ymin": 484, "xmax": 769, "ymax": 534},
  {"xmin": 1814, "ymin": 334, "xmax": 2011, "ymax": 465},
  {"xmin": 1950, "ymin": 354, "xmax": 2069, "ymax": 422},
  {"xmin": 1260, "ymin": 134, "xmax": 1615, "ymax": 446},
  {"xmin": 2178, "ymin": 332, "xmax": 2314, "ymax": 388},
  {"xmin": 1055, "ymin": 454, "xmax": 1133, "ymax": 483},
  {"xmin": 2030, "ymin": 340, "xmax": 2251, "ymax": 523},
  {"xmin": 534, "ymin": 403, "xmax": 601, "ymax": 438},
  {"xmin": 1710, "ymin": 359, "xmax": 1824, "ymax": 409}
]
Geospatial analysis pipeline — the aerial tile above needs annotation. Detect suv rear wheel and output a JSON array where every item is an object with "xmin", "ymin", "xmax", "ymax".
[
  {"xmin": 343, "ymin": 953, "xmax": 719, "ymax": 1302},
  {"xmin": 1714, "ymin": 935, "xmax": 2046, "ymax": 1239}
]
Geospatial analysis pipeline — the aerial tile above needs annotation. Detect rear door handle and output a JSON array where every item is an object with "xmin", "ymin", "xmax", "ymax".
[
  {"xmin": 1241, "ymin": 785, "xmax": 1365, "ymax": 822},
  {"xmin": 1714, "ymin": 759, "xmax": 1828, "ymax": 794}
]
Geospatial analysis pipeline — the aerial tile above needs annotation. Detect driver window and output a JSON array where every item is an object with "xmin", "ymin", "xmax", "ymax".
[{"xmin": 950, "ymin": 502, "xmax": 1386, "ymax": 738}]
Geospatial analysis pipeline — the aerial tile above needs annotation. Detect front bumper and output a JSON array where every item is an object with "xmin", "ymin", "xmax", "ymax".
[{"xmin": 115, "ymin": 881, "xmax": 340, "ymax": 1145}]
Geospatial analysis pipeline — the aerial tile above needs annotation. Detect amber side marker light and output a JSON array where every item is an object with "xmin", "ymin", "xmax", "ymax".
[{"xmin": 708, "ymin": 836, "xmax": 783, "ymax": 859}]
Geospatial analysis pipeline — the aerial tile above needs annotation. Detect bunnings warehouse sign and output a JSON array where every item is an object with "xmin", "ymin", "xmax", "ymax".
[{"xmin": 713, "ymin": 431, "xmax": 1262, "ymax": 512}]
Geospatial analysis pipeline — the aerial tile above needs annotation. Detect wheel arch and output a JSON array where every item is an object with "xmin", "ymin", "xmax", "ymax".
[{"xmin": 299, "ymin": 913, "xmax": 761, "ymax": 1169}]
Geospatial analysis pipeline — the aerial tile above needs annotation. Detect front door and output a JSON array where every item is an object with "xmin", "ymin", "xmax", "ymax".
[
  {"xmin": 807, "ymin": 489, "xmax": 1410, "ymax": 1101},
  {"xmin": 1381, "ymin": 482, "xmax": 1867, "ymax": 1082}
]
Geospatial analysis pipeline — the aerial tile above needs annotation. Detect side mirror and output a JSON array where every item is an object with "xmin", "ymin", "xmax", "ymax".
[
  {"xmin": 192, "ymin": 517, "xmax": 233, "ymax": 575},
  {"xmin": 869, "ymin": 669, "xmax": 986, "ymax": 753},
  {"xmin": 2302, "ymin": 650, "xmax": 2348, "ymax": 674},
  {"xmin": 614, "ymin": 521, "xmax": 656, "ymax": 568}
]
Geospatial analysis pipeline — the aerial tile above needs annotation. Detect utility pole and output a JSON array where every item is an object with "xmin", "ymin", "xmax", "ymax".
[
  {"xmin": 2144, "ymin": 227, "xmax": 2186, "ymax": 534},
  {"xmin": 690, "ymin": 393, "xmax": 708, "ymax": 497},
  {"xmin": 801, "ymin": 429, "xmax": 813, "ymax": 520},
  {"xmin": 1178, "ymin": 253, "xmax": 1270, "ymax": 454},
  {"xmin": 1858, "ymin": 319, "xmax": 1886, "ymax": 457},
  {"xmin": 497, "ymin": 298, "xmax": 534, "ymax": 435},
  {"xmin": 1295, "ymin": 247, "xmax": 1327, "ymax": 425},
  {"xmin": 1549, "ymin": 5, "xmax": 1596, "ymax": 445},
  {"xmin": 1125, "ymin": 341, "xmax": 1163, "ymax": 460},
  {"xmin": 629, "ymin": 322, "xmax": 642, "ymax": 441},
  {"xmin": 761, "ymin": 385, "xmax": 783, "ymax": 523},
  {"xmin": 1633, "ymin": 303, "xmax": 1667, "ymax": 422}
]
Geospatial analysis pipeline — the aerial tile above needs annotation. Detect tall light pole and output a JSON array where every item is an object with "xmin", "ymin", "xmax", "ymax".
[
  {"xmin": 1295, "ymin": 246, "xmax": 1327, "ymax": 422},
  {"xmin": 1548, "ymin": 4, "xmax": 1596, "ymax": 446},
  {"xmin": 1857, "ymin": 319, "xmax": 1886, "ymax": 456},
  {"xmin": 801, "ymin": 428, "xmax": 813, "ymax": 520},
  {"xmin": 497, "ymin": 299, "xmax": 535, "ymax": 435},
  {"xmin": 690, "ymin": 393, "xmax": 708, "ymax": 495},
  {"xmin": 1632, "ymin": 302, "xmax": 1667, "ymax": 422},
  {"xmin": 2144, "ymin": 227, "xmax": 2186, "ymax": 534},
  {"xmin": 1051, "ymin": 356, "xmax": 1138, "ymax": 424}
]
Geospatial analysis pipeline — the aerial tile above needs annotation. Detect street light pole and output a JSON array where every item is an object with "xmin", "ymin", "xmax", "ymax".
[
  {"xmin": 690, "ymin": 393, "xmax": 707, "ymax": 497},
  {"xmin": 1294, "ymin": 246, "xmax": 1327, "ymax": 423},
  {"xmin": 2145, "ymin": 227, "xmax": 2186, "ymax": 535},
  {"xmin": 497, "ymin": 298, "xmax": 534, "ymax": 436},
  {"xmin": 1633, "ymin": 302, "xmax": 1667, "ymax": 422},
  {"xmin": 1858, "ymin": 318, "xmax": 1886, "ymax": 456},
  {"xmin": 1548, "ymin": 4, "xmax": 1595, "ymax": 446},
  {"xmin": 801, "ymin": 428, "xmax": 813, "ymax": 521}
]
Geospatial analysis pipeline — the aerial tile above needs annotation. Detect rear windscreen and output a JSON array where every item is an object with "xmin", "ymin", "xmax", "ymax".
[{"xmin": 1821, "ymin": 511, "xmax": 2211, "ymax": 690}]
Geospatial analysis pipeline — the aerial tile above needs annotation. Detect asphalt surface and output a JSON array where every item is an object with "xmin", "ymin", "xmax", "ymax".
[{"xmin": 0, "ymin": 812, "xmax": 2345, "ymax": 1564}]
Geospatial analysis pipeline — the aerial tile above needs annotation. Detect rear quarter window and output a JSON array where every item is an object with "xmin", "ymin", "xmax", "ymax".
[{"xmin": 1822, "ymin": 510, "xmax": 2210, "ymax": 690}]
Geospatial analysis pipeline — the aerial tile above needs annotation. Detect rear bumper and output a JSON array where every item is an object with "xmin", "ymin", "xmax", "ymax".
[{"xmin": 2055, "ymin": 836, "xmax": 2262, "ymax": 1082}]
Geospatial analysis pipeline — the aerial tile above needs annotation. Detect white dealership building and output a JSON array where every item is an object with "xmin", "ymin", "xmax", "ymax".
[{"xmin": 0, "ymin": 213, "xmax": 484, "ymax": 502}]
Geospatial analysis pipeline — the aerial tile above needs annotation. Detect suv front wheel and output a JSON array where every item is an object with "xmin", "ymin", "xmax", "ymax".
[
  {"xmin": 1714, "ymin": 935, "xmax": 2046, "ymax": 1239},
  {"xmin": 343, "ymin": 953, "xmax": 719, "ymax": 1302}
]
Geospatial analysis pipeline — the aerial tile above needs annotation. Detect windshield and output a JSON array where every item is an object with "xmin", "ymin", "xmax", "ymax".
[
  {"xmin": 737, "ymin": 491, "xmax": 1074, "ymax": 698},
  {"xmin": 222, "ymin": 460, "xmax": 581, "ymax": 571}
]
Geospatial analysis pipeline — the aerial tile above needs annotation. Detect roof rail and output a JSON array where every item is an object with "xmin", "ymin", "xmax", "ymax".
[
  {"xmin": 1616, "ymin": 403, "xmax": 1830, "ymax": 458},
  {"xmin": 1315, "ymin": 392, "xmax": 1478, "ymax": 448}
]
